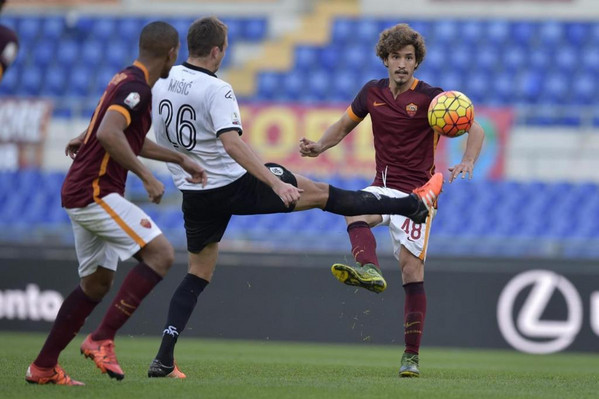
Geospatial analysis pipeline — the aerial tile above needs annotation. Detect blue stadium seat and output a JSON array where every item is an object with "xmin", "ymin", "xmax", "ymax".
[
  {"xmin": 581, "ymin": 46, "xmax": 599, "ymax": 72},
  {"xmin": 32, "ymin": 39, "xmax": 56, "ymax": 68},
  {"xmin": 17, "ymin": 16, "xmax": 40, "ymax": 42},
  {"xmin": 538, "ymin": 20, "xmax": 564, "ymax": 46},
  {"xmin": 41, "ymin": 16, "xmax": 65, "ymax": 40},
  {"xmin": 55, "ymin": 38, "xmax": 79, "ymax": 67},
  {"xmin": 355, "ymin": 18, "xmax": 379, "ymax": 43},
  {"xmin": 306, "ymin": 69, "xmax": 331, "ymax": 101},
  {"xmin": 243, "ymin": 18, "xmax": 267, "ymax": 41},
  {"xmin": 511, "ymin": 21, "xmax": 536, "ymax": 44},
  {"xmin": 565, "ymin": 22, "xmax": 589, "ymax": 46},
  {"xmin": 331, "ymin": 18, "xmax": 355, "ymax": 45},
  {"xmin": 93, "ymin": 67, "xmax": 117, "ymax": 96},
  {"xmin": 256, "ymin": 71, "xmax": 280, "ymax": 101},
  {"xmin": 541, "ymin": 73, "xmax": 568, "ymax": 104},
  {"xmin": 294, "ymin": 45, "xmax": 319, "ymax": 70},
  {"xmin": 66, "ymin": 66, "xmax": 93, "ymax": 97},
  {"xmin": 462, "ymin": 20, "xmax": 484, "ymax": 45},
  {"xmin": 41, "ymin": 65, "xmax": 67, "ymax": 97},
  {"xmin": 431, "ymin": 20, "xmax": 459, "ymax": 45},
  {"xmin": 475, "ymin": 46, "xmax": 500, "ymax": 74},
  {"xmin": 486, "ymin": 19, "xmax": 510, "ymax": 45},
  {"xmin": 20, "ymin": 65, "xmax": 43, "ymax": 96},
  {"xmin": 90, "ymin": 17, "xmax": 117, "ymax": 42},
  {"xmin": 502, "ymin": 45, "xmax": 526, "ymax": 73},
  {"xmin": 554, "ymin": 46, "xmax": 577, "ymax": 73},
  {"xmin": 342, "ymin": 43, "xmax": 371, "ymax": 71},
  {"xmin": 105, "ymin": 40, "xmax": 130, "ymax": 70},
  {"xmin": 319, "ymin": 44, "xmax": 341, "ymax": 71},
  {"xmin": 118, "ymin": 17, "xmax": 144, "ymax": 39},
  {"xmin": 282, "ymin": 69, "xmax": 307, "ymax": 100},
  {"xmin": 81, "ymin": 39, "xmax": 104, "ymax": 67}
]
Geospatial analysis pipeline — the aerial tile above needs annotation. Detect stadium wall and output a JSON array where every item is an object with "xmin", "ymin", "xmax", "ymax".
[{"xmin": 1, "ymin": 246, "xmax": 597, "ymax": 354}]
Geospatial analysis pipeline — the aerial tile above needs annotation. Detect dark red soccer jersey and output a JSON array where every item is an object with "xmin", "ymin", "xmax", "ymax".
[
  {"xmin": 61, "ymin": 61, "xmax": 152, "ymax": 208},
  {"xmin": 0, "ymin": 24, "xmax": 18, "ymax": 81},
  {"xmin": 349, "ymin": 78, "xmax": 443, "ymax": 193}
]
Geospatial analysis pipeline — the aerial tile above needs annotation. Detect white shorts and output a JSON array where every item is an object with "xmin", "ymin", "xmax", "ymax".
[
  {"xmin": 65, "ymin": 193, "xmax": 162, "ymax": 277},
  {"xmin": 362, "ymin": 186, "xmax": 434, "ymax": 261}
]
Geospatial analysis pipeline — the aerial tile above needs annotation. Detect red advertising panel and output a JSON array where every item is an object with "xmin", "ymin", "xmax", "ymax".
[{"xmin": 240, "ymin": 104, "xmax": 513, "ymax": 180}]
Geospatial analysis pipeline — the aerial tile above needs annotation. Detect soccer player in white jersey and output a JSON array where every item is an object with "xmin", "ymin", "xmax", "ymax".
[{"xmin": 147, "ymin": 16, "xmax": 443, "ymax": 378}]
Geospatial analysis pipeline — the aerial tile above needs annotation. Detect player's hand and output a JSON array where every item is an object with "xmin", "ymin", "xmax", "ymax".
[
  {"xmin": 273, "ymin": 181, "xmax": 303, "ymax": 208},
  {"xmin": 143, "ymin": 175, "xmax": 165, "ymax": 204},
  {"xmin": 180, "ymin": 157, "xmax": 208, "ymax": 187},
  {"xmin": 65, "ymin": 136, "xmax": 84, "ymax": 159},
  {"xmin": 299, "ymin": 137, "xmax": 324, "ymax": 158},
  {"xmin": 448, "ymin": 160, "xmax": 475, "ymax": 183}
]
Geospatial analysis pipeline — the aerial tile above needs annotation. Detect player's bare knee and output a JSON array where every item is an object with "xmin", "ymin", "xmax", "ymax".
[
  {"xmin": 141, "ymin": 235, "xmax": 175, "ymax": 276},
  {"xmin": 80, "ymin": 270, "xmax": 114, "ymax": 300}
]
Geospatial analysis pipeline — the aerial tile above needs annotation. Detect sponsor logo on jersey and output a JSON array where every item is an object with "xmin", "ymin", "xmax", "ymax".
[
  {"xmin": 269, "ymin": 166, "xmax": 284, "ymax": 176},
  {"xmin": 140, "ymin": 218, "xmax": 152, "ymax": 228},
  {"xmin": 124, "ymin": 92, "xmax": 141, "ymax": 109},
  {"xmin": 406, "ymin": 103, "xmax": 418, "ymax": 117},
  {"xmin": 225, "ymin": 90, "xmax": 234, "ymax": 100},
  {"xmin": 232, "ymin": 112, "xmax": 240, "ymax": 125},
  {"xmin": 373, "ymin": 101, "xmax": 386, "ymax": 107}
]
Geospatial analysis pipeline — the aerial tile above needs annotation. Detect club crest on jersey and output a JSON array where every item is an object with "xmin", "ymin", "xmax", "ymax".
[
  {"xmin": 124, "ymin": 92, "xmax": 141, "ymax": 109},
  {"xmin": 406, "ymin": 103, "xmax": 418, "ymax": 117},
  {"xmin": 269, "ymin": 166, "xmax": 284, "ymax": 176},
  {"xmin": 140, "ymin": 218, "xmax": 152, "ymax": 229}
]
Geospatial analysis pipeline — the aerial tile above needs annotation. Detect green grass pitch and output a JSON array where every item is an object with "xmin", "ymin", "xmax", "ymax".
[{"xmin": 2, "ymin": 332, "xmax": 597, "ymax": 399}]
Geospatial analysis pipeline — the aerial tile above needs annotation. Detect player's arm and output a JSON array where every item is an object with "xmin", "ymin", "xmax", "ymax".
[
  {"xmin": 448, "ymin": 120, "xmax": 485, "ymax": 182},
  {"xmin": 97, "ymin": 110, "xmax": 165, "ymax": 203},
  {"xmin": 140, "ymin": 138, "xmax": 207, "ymax": 186},
  {"xmin": 219, "ymin": 129, "xmax": 301, "ymax": 207},
  {"xmin": 299, "ymin": 111, "xmax": 359, "ymax": 157}
]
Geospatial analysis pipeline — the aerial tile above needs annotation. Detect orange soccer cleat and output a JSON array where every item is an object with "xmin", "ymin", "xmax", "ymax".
[
  {"xmin": 408, "ymin": 172, "xmax": 443, "ymax": 223},
  {"xmin": 80, "ymin": 334, "xmax": 125, "ymax": 380},
  {"xmin": 25, "ymin": 363, "xmax": 85, "ymax": 386}
]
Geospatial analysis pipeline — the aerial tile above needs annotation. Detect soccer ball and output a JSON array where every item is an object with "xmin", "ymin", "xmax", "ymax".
[{"xmin": 427, "ymin": 91, "xmax": 474, "ymax": 138}]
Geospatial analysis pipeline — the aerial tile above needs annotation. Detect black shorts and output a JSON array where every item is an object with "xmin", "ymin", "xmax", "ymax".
[{"xmin": 181, "ymin": 163, "xmax": 297, "ymax": 253}]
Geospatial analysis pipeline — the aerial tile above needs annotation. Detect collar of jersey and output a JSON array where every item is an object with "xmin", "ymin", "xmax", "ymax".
[{"xmin": 183, "ymin": 62, "xmax": 217, "ymax": 77}]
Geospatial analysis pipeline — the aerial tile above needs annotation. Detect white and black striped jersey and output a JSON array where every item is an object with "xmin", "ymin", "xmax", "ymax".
[{"xmin": 152, "ymin": 62, "xmax": 246, "ymax": 190}]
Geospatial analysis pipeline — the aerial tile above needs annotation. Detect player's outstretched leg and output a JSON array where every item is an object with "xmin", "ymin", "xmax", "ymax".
[
  {"xmin": 331, "ymin": 262, "xmax": 387, "ymax": 293},
  {"xmin": 408, "ymin": 172, "xmax": 443, "ymax": 223},
  {"xmin": 148, "ymin": 359, "xmax": 187, "ymax": 378},
  {"xmin": 399, "ymin": 352, "xmax": 420, "ymax": 378},
  {"xmin": 80, "ymin": 334, "xmax": 125, "ymax": 380},
  {"xmin": 25, "ymin": 363, "xmax": 85, "ymax": 386}
]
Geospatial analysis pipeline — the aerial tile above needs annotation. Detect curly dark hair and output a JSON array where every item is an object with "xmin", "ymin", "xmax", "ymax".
[{"xmin": 376, "ymin": 24, "xmax": 426, "ymax": 69}]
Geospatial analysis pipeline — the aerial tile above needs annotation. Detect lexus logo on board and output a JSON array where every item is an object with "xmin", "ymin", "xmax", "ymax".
[{"xmin": 497, "ymin": 270, "xmax": 583, "ymax": 354}]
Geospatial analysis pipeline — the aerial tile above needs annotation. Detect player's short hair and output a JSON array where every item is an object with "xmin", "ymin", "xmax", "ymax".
[
  {"xmin": 187, "ymin": 16, "xmax": 228, "ymax": 58},
  {"xmin": 138, "ymin": 21, "xmax": 179, "ymax": 58},
  {"xmin": 376, "ymin": 23, "xmax": 426, "ymax": 68}
]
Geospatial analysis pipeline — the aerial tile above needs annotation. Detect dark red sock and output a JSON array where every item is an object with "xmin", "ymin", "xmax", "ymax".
[
  {"xmin": 403, "ymin": 281, "xmax": 426, "ymax": 354},
  {"xmin": 34, "ymin": 285, "xmax": 99, "ymax": 368},
  {"xmin": 92, "ymin": 262, "xmax": 162, "ymax": 341},
  {"xmin": 347, "ymin": 221, "xmax": 380, "ymax": 267}
]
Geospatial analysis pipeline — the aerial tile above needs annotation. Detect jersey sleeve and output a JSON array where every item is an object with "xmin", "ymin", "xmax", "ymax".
[
  {"xmin": 349, "ymin": 80, "xmax": 376, "ymax": 121},
  {"xmin": 107, "ymin": 80, "xmax": 151, "ymax": 127},
  {"xmin": 209, "ymin": 83, "xmax": 243, "ymax": 137}
]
